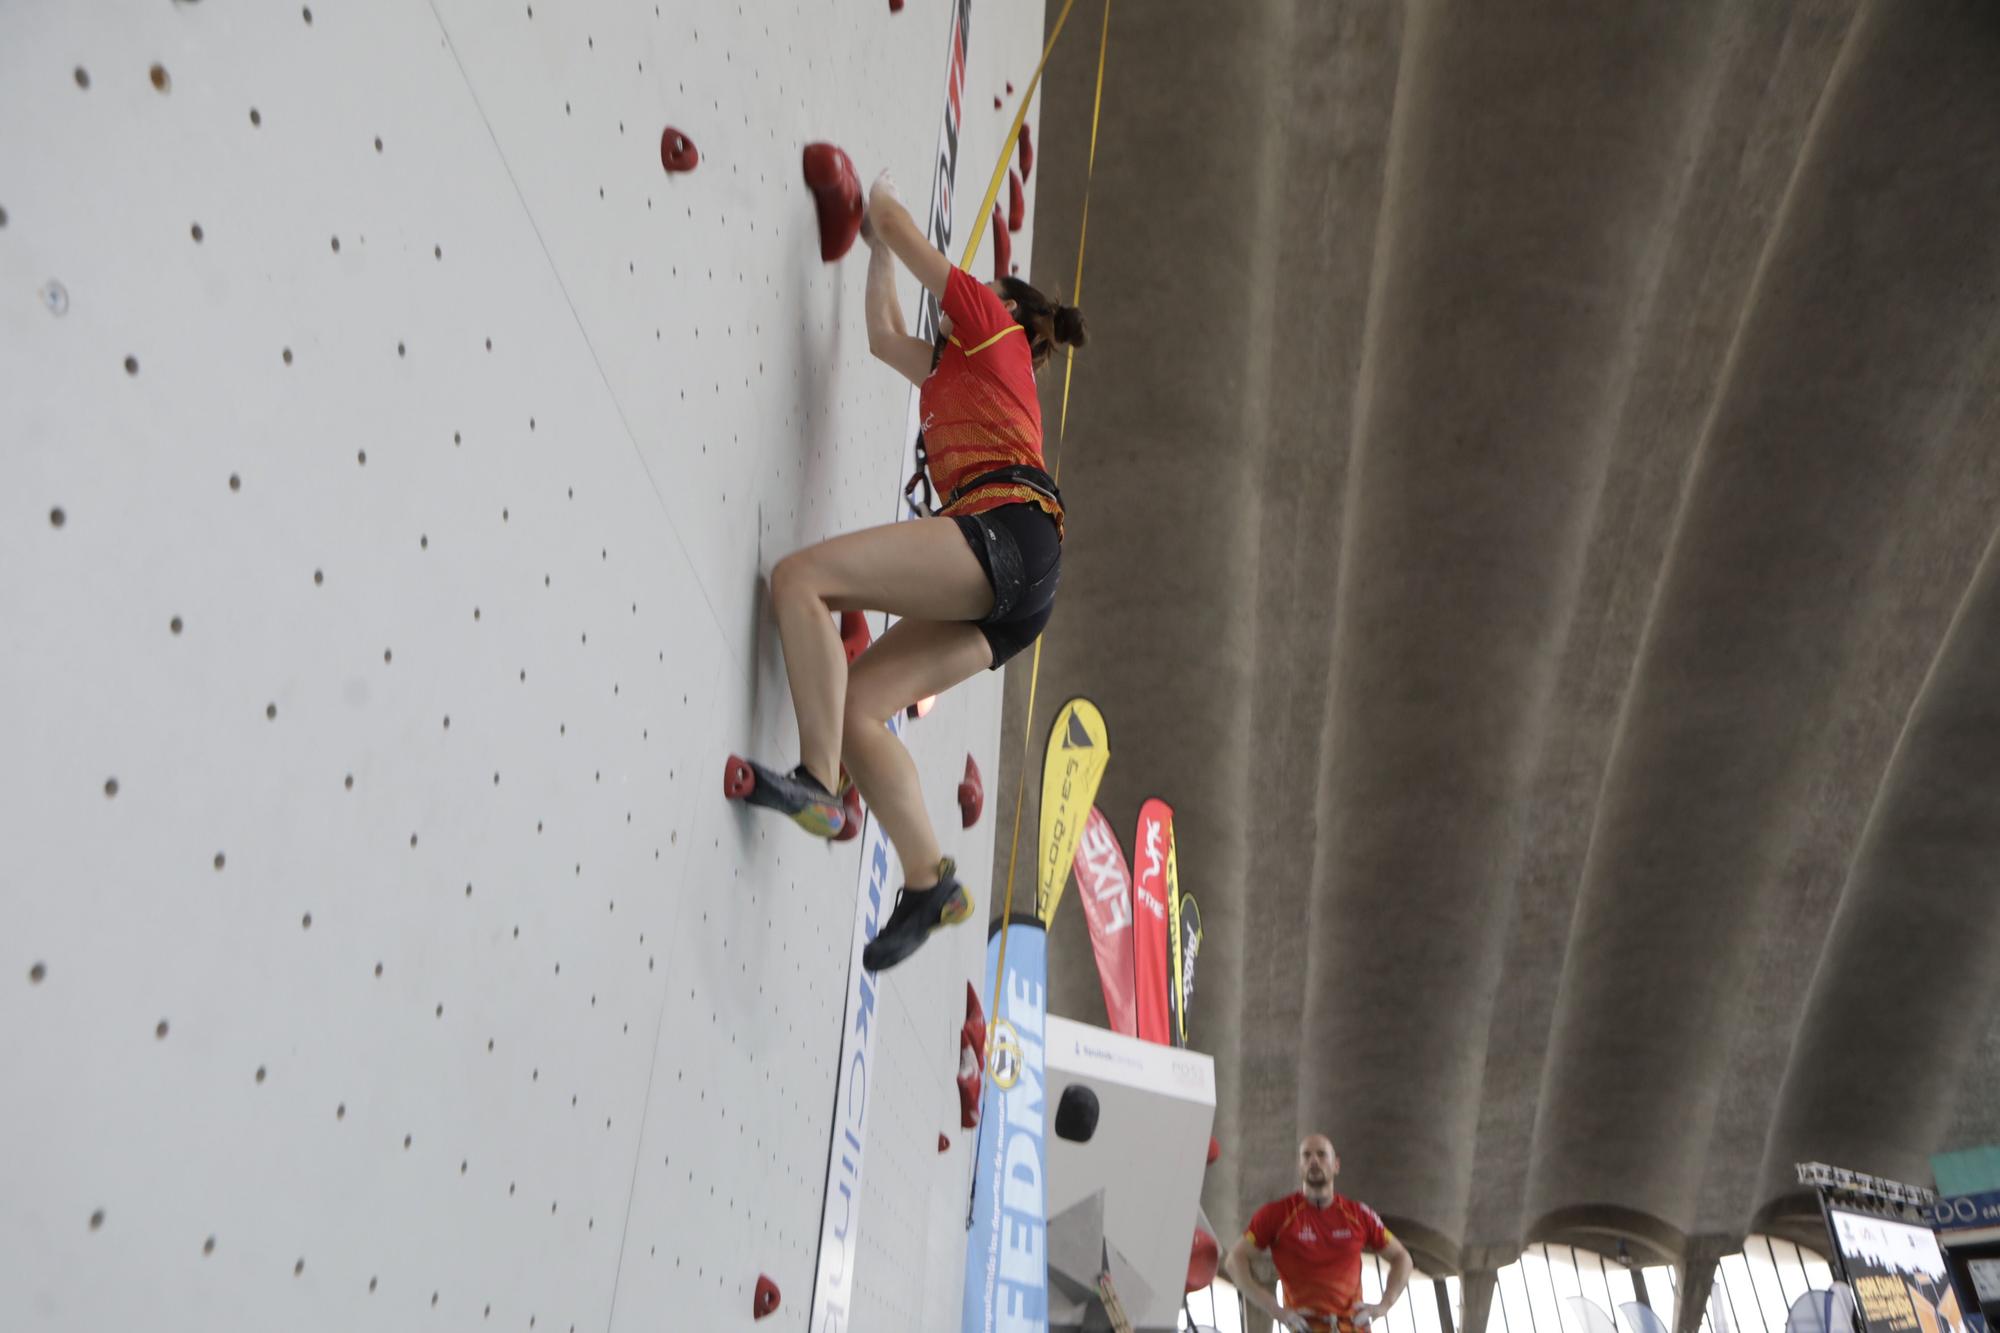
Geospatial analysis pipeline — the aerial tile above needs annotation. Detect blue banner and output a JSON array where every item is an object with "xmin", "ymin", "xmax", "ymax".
[
  {"xmin": 1930, "ymin": 1190, "xmax": 2000, "ymax": 1232},
  {"xmin": 964, "ymin": 920, "xmax": 1050, "ymax": 1333}
]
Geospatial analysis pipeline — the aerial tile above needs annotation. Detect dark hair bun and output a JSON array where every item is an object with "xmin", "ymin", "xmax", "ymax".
[{"xmin": 1053, "ymin": 303, "xmax": 1089, "ymax": 350}]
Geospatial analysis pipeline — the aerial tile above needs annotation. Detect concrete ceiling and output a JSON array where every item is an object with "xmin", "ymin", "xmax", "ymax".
[{"xmin": 997, "ymin": 0, "xmax": 2000, "ymax": 1272}]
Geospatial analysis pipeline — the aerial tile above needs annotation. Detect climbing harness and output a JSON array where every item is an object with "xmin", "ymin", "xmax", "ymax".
[{"xmin": 905, "ymin": 454, "xmax": 1064, "ymax": 518}]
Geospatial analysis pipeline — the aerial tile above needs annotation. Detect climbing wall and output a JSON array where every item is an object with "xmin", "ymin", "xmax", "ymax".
[{"xmin": 0, "ymin": 0, "xmax": 1047, "ymax": 1328}]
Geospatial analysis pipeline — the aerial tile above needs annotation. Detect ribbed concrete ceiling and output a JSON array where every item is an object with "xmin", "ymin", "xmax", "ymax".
[{"xmin": 999, "ymin": 0, "xmax": 2000, "ymax": 1272}]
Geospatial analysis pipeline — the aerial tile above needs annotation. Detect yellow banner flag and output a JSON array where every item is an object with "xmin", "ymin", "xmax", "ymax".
[{"xmin": 1038, "ymin": 698, "xmax": 1111, "ymax": 926}]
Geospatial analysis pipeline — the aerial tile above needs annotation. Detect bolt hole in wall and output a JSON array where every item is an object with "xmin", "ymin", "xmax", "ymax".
[{"xmin": 1, "ymin": 0, "xmax": 1035, "ymax": 1327}]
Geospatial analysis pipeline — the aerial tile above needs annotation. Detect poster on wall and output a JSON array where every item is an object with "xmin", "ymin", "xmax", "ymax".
[{"xmin": 1830, "ymin": 1209, "xmax": 1970, "ymax": 1333}]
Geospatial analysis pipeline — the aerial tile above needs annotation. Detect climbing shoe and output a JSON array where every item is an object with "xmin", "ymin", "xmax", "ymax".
[
  {"xmin": 723, "ymin": 756, "xmax": 846, "ymax": 839},
  {"xmin": 863, "ymin": 858, "xmax": 974, "ymax": 973}
]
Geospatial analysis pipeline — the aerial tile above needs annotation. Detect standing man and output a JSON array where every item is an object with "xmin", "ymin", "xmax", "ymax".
[{"xmin": 1226, "ymin": 1135, "xmax": 1414, "ymax": 1333}]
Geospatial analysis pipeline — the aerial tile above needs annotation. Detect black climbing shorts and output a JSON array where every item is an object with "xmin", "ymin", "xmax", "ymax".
[{"xmin": 952, "ymin": 503, "xmax": 1062, "ymax": 669}]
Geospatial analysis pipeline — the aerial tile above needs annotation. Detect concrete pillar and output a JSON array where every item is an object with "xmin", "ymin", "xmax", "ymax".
[
  {"xmin": 1674, "ymin": 1257, "xmax": 1719, "ymax": 1333},
  {"xmin": 1461, "ymin": 1269, "xmax": 1500, "ymax": 1333}
]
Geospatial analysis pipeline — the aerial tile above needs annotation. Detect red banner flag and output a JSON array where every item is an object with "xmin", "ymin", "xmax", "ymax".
[
  {"xmin": 1073, "ymin": 807, "xmax": 1138, "ymax": 1037},
  {"xmin": 1132, "ymin": 798, "xmax": 1176, "ymax": 1045}
]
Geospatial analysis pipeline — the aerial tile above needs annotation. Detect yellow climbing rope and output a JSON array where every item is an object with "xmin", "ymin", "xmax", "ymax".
[{"xmin": 977, "ymin": 0, "xmax": 1111, "ymax": 1041}]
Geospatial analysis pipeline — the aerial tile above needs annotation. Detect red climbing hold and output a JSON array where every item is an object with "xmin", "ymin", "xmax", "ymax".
[
  {"xmin": 958, "ymin": 981, "xmax": 986, "ymax": 1129},
  {"xmin": 958, "ymin": 1058, "xmax": 982, "ymax": 1126},
  {"xmin": 938, "ymin": 1132, "xmax": 951, "ymax": 1153},
  {"xmin": 957, "ymin": 1058, "xmax": 981, "ymax": 1127},
  {"xmin": 833, "ymin": 783, "xmax": 864, "ymax": 843},
  {"xmin": 958, "ymin": 754, "xmax": 984, "ymax": 829},
  {"xmin": 840, "ymin": 610, "xmax": 872, "ymax": 665},
  {"xmin": 993, "ymin": 96, "xmax": 1003, "ymax": 110},
  {"xmin": 1187, "ymin": 1225, "xmax": 1221, "ymax": 1294},
  {"xmin": 802, "ymin": 143, "xmax": 863, "ymax": 262},
  {"xmin": 1007, "ymin": 169, "xmax": 1025, "ymax": 234},
  {"xmin": 991, "ymin": 206, "xmax": 1011, "ymax": 282},
  {"xmin": 659, "ymin": 127, "xmax": 699, "ymax": 173},
  {"xmin": 753, "ymin": 1275, "xmax": 781, "ymax": 1319},
  {"xmin": 722, "ymin": 755, "xmax": 756, "ymax": 800},
  {"xmin": 1018, "ymin": 123, "xmax": 1034, "ymax": 179},
  {"xmin": 889, "ymin": 0, "xmax": 904, "ymax": 10},
  {"xmin": 1207, "ymin": 1135, "xmax": 1222, "ymax": 1166},
  {"xmin": 1007, "ymin": 81, "xmax": 1016, "ymax": 95}
]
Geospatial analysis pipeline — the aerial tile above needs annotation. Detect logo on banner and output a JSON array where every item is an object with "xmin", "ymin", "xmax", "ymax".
[
  {"xmin": 1180, "ymin": 917, "xmax": 1201, "ymax": 1001},
  {"xmin": 1136, "ymin": 817, "xmax": 1168, "ymax": 919},
  {"xmin": 1077, "ymin": 820, "xmax": 1133, "ymax": 931},
  {"xmin": 965, "ymin": 925, "xmax": 1050, "ymax": 1333},
  {"xmin": 809, "ymin": 827, "xmax": 893, "ymax": 1328},
  {"xmin": 1073, "ymin": 806, "xmax": 1141, "ymax": 1037},
  {"xmin": 1132, "ymin": 799, "xmax": 1177, "ymax": 1046},
  {"xmin": 1930, "ymin": 1191, "xmax": 2000, "ymax": 1230},
  {"xmin": 1063, "ymin": 710, "xmax": 1094, "ymax": 748},
  {"xmin": 989, "ymin": 1019, "xmax": 1024, "ymax": 1091},
  {"xmin": 1175, "ymin": 893, "xmax": 1203, "ymax": 1045},
  {"xmin": 1037, "ymin": 698, "xmax": 1111, "ymax": 926}
]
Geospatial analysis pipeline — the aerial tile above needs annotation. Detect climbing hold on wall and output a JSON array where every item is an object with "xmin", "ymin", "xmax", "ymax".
[
  {"xmin": 833, "ymin": 784, "xmax": 863, "ymax": 843},
  {"xmin": 938, "ymin": 1132, "xmax": 951, "ymax": 1153},
  {"xmin": 889, "ymin": 0, "xmax": 903, "ymax": 10},
  {"xmin": 958, "ymin": 754, "xmax": 983, "ymax": 829},
  {"xmin": 1007, "ymin": 81, "xmax": 1015, "ymax": 94},
  {"xmin": 963, "ymin": 981, "xmax": 984, "ymax": 1045},
  {"xmin": 994, "ymin": 96, "xmax": 1002, "ymax": 110},
  {"xmin": 991, "ymin": 206, "xmax": 1010, "ymax": 281},
  {"xmin": 723, "ymin": 757, "xmax": 756, "ymax": 801},
  {"xmin": 722, "ymin": 756, "xmax": 847, "ymax": 839},
  {"xmin": 839, "ymin": 610, "xmax": 872, "ymax": 665},
  {"xmin": 1018, "ymin": 123, "xmax": 1034, "ymax": 179},
  {"xmin": 659, "ymin": 127, "xmax": 698, "ymax": 173},
  {"xmin": 1207, "ymin": 1134, "xmax": 1221, "ymax": 1166},
  {"xmin": 958, "ymin": 981, "xmax": 986, "ymax": 1128},
  {"xmin": 957, "ymin": 1053, "xmax": 981, "ymax": 1127},
  {"xmin": 753, "ymin": 1274, "xmax": 781, "ymax": 1318},
  {"xmin": 1054, "ymin": 1083, "xmax": 1100, "ymax": 1142},
  {"xmin": 801, "ymin": 143, "xmax": 862, "ymax": 262},
  {"xmin": 956, "ymin": 1066, "xmax": 982, "ymax": 1127},
  {"xmin": 1187, "ymin": 1222, "xmax": 1221, "ymax": 1294},
  {"xmin": 1007, "ymin": 169, "xmax": 1025, "ymax": 234}
]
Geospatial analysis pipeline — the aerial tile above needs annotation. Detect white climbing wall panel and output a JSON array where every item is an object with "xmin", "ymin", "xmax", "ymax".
[{"xmin": 0, "ymin": 0, "xmax": 1048, "ymax": 1328}]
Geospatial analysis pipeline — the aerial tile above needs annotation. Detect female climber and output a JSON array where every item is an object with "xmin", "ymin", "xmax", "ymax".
[{"xmin": 734, "ymin": 173, "xmax": 1086, "ymax": 973}]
